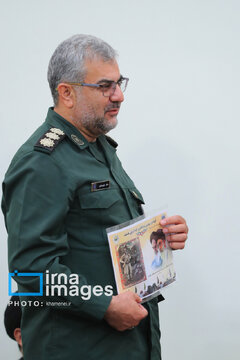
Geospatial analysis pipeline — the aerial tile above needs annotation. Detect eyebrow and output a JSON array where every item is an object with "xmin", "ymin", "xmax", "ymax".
[{"xmin": 97, "ymin": 75, "xmax": 123, "ymax": 84}]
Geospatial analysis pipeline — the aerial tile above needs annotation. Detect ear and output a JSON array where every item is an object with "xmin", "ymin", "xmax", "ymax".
[
  {"xmin": 57, "ymin": 83, "xmax": 75, "ymax": 108},
  {"xmin": 14, "ymin": 328, "xmax": 22, "ymax": 348}
]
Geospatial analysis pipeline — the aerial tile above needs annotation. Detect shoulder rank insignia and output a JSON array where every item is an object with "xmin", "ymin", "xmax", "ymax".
[
  {"xmin": 105, "ymin": 135, "xmax": 118, "ymax": 148},
  {"xmin": 34, "ymin": 128, "xmax": 66, "ymax": 153}
]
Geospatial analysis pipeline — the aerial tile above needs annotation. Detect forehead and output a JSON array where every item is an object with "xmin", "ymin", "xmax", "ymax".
[{"xmin": 84, "ymin": 58, "xmax": 120, "ymax": 82}]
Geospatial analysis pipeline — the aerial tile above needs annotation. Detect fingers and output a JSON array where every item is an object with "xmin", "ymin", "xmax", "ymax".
[
  {"xmin": 160, "ymin": 215, "xmax": 187, "ymax": 226},
  {"xmin": 168, "ymin": 241, "xmax": 186, "ymax": 250},
  {"xmin": 160, "ymin": 215, "xmax": 188, "ymax": 250},
  {"xmin": 166, "ymin": 232, "xmax": 187, "ymax": 243},
  {"xmin": 137, "ymin": 303, "xmax": 148, "ymax": 317},
  {"xmin": 124, "ymin": 291, "xmax": 143, "ymax": 305},
  {"xmin": 130, "ymin": 292, "xmax": 148, "ymax": 318},
  {"xmin": 133, "ymin": 292, "xmax": 142, "ymax": 303},
  {"xmin": 160, "ymin": 216, "xmax": 188, "ymax": 236},
  {"xmin": 104, "ymin": 292, "xmax": 148, "ymax": 332},
  {"xmin": 164, "ymin": 233, "xmax": 187, "ymax": 249},
  {"xmin": 162, "ymin": 224, "xmax": 187, "ymax": 234},
  {"xmin": 166, "ymin": 234, "xmax": 187, "ymax": 250}
]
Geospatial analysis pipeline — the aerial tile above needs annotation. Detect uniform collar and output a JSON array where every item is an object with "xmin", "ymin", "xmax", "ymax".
[
  {"xmin": 45, "ymin": 108, "xmax": 118, "ymax": 157},
  {"xmin": 45, "ymin": 107, "xmax": 89, "ymax": 150},
  {"xmin": 98, "ymin": 135, "xmax": 117, "ymax": 164}
]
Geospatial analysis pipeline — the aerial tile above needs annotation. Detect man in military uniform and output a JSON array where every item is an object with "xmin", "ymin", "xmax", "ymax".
[{"xmin": 2, "ymin": 34, "xmax": 188, "ymax": 360}]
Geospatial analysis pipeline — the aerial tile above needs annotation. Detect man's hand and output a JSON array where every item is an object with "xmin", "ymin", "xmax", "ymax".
[
  {"xmin": 104, "ymin": 291, "xmax": 148, "ymax": 331},
  {"xmin": 160, "ymin": 215, "xmax": 188, "ymax": 250}
]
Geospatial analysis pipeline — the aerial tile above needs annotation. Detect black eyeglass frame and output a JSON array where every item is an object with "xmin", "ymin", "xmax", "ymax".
[{"xmin": 59, "ymin": 76, "xmax": 129, "ymax": 97}]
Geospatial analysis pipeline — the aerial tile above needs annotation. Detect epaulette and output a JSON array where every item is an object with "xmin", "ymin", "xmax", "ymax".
[
  {"xmin": 34, "ymin": 128, "xmax": 66, "ymax": 153},
  {"xmin": 105, "ymin": 135, "xmax": 118, "ymax": 148}
]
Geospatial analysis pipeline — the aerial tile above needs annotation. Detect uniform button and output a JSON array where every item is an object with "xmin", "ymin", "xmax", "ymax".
[
  {"xmin": 71, "ymin": 134, "xmax": 84, "ymax": 146},
  {"xmin": 132, "ymin": 191, "xmax": 138, "ymax": 198}
]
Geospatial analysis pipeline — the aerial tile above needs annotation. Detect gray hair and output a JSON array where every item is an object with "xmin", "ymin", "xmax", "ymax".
[{"xmin": 47, "ymin": 34, "xmax": 118, "ymax": 105}]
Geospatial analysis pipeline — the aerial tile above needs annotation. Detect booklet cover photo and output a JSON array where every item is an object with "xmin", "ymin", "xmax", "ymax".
[{"xmin": 107, "ymin": 210, "xmax": 176, "ymax": 302}]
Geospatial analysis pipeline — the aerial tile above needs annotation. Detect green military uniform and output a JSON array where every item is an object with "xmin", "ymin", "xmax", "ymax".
[{"xmin": 2, "ymin": 108, "xmax": 162, "ymax": 360}]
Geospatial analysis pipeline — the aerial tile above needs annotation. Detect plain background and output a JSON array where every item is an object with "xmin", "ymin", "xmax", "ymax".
[{"xmin": 0, "ymin": 0, "xmax": 239, "ymax": 359}]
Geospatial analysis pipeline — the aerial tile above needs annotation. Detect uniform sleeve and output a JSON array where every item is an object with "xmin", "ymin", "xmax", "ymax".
[{"xmin": 2, "ymin": 151, "xmax": 112, "ymax": 321}]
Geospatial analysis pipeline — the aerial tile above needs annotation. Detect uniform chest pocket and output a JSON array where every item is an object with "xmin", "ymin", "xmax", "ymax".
[
  {"xmin": 79, "ymin": 189, "xmax": 121, "ymax": 209},
  {"xmin": 76, "ymin": 189, "xmax": 135, "ymax": 231},
  {"xmin": 74, "ymin": 190, "xmax": 124, "ymax": 246}
]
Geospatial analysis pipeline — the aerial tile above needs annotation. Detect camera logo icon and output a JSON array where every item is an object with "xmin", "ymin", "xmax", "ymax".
[{"xmin": 8, "ymin": 270, "xmax": 43, "ymax": 296}]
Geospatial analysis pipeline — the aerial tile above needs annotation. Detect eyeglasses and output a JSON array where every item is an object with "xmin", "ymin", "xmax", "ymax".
[{"xmin": 64, "ymin": 76, "xmax": 129, "ymax": 97}]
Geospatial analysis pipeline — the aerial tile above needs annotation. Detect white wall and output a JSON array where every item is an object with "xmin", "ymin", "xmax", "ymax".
[{"xmin": 0, "ymin": 1, "xmax": 239, "ymax": 359}]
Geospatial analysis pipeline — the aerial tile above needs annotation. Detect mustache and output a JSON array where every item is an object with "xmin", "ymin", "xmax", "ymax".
[{"xmin": 105, "ymin": 103, "xmax": 121, "ymax": 111}]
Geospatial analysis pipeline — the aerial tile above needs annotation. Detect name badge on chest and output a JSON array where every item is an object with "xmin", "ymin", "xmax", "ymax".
[{"xmin": 91, "ymin": 180, "xmax": 110, "ymax": 192}]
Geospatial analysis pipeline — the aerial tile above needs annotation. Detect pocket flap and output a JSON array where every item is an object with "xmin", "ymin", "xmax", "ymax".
[{"xmin": 79, "ymin": 190, "xmax": 121, "ymax": 209}]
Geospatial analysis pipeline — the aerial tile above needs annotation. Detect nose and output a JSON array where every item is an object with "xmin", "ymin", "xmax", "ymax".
[{"xmin": 109, "ymin": 84, "xmax": 124, "ymax": 102}]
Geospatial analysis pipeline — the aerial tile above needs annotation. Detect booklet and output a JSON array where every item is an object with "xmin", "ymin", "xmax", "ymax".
[{"xmin": 106, "ymin": 210, "xmax": 176, "ymax": 303}]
